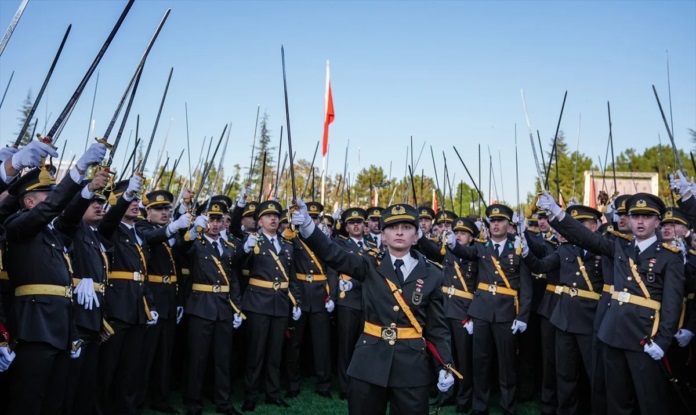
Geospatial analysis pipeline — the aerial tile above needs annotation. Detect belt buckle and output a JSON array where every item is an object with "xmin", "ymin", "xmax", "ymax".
[
  {"xmin": 163, "ymin": 275, "xmax": 171, "ymax": 284},
  {"xmin": 569, "ymin": 287, "xmax": 578, "ymax": 297},
  {"xmin": 213, "ymin": 284, "xmax": 221, "ymax": 293},
  {"xmin": 306, "ymin": 274, "xmax": 314, "ymax": 283},
  {"xmin": 65, "ymin": 286, "xmax": 73, "ymax": 298},
  {"xmin": 133, "ymin": 272, "xmax": 142, "ymax": 282},
  {"xmin": 617, "ymin": 291, "xmax": 631, "ymax": 303},
  {"xmin": 488, "ymin": 284, "xmax": 497, "ymax": 295},
  {"xmin": 447, "ymin": 286, "xmax": 456, "ymax": 295},
  {"xmin": 273, "ymin": 282, "xmax": 281, "ymax": 291},
  {"xmin": 97, "ymin": 283, "xmax": 105, "ymax": 294},
  {"xmin": 555, "ymin": 286, "xmax": 563, "ymax": 295},
  {"xmin": 381, "ymin": 327, "xmax": 397, "ymax": 341}
]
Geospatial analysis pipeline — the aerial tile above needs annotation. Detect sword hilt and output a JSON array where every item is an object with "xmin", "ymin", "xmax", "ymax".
[{"xmin": 95, "ymin": 137, "xmax": 114, "ymax": 151}]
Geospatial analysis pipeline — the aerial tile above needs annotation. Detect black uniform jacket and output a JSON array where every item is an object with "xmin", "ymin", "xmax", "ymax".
[
  {"xmin": 552, "ymin": 214, "xmax": 684, "ymax": 352},
  {"xmin": 98, "ymin": 195, "xmax": 155, "ymax": 325},
  {"xmin": 523, "ymin": 242, "xmax": 603, "ymax": 335},
  {"xmin": 55, "ymin": 192, "xmax": 113, "ymax": 333},
  {"xmin": 302, "ymin": 226, "xmax": 452, "ymax": 388},
  {"xmin": 137, "ymin": 221, "xmax": 182, "ymax": 320},
  {"xmin": 330, "ymin": 235, "xmax": 374, "ymax": 311},
  {"xmin": 451, "ymin": 237, "xmax": 533, "ymax": 324},
  {"xmin": 292, "ymin": 235, "xmax": 337, "ymax": 313},
  {"xmin": 5, "ymin": 175, "xmax": 83, "ymax": 350},
  {"xmin": 418, "ymin": 235, "xmax": 478, "ymax": 321},
  {"xmin": 182, "ymin": 235, "xmax": 242, "ymax": 321},
  {"xmin": 241, "ymin": 232, "xmax": 301, "ymax": 317}
]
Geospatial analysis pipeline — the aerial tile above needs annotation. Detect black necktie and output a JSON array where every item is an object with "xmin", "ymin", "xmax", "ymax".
[
  {"xmin": 494, "ymin": 243, "xmax": 500, "ymax": 258},
  {"xmin": 270, "ymin": 238, "xmax": 278, "ymax": 253},
  {"xmin": 212, "ymin": 241, "xmax": 220, "ymax": 258},
  {"xmin": 394, "ymin": 259, "xmax": 405, "ymax": 283},
  {"xmin": 358, "ymin": 241, "xmax": 363, "ymax": 249},
  {"xmin": 130, "ymin": 227, "xmax": 139, "ymax": 245},
  {"xmin": 635, "ymin": 245, "xmax": 640, "ymax": 259}
]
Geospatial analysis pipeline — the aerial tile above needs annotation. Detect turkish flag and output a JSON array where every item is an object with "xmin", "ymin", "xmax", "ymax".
[{"xmin": 322, "ymin": 61, "xmax": 334, "ymax": 157}]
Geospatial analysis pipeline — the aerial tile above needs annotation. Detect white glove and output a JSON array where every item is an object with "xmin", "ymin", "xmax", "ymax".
[
  {"xmin": 536, "ymin": 190, "xmax": 562, "ymax": 217},
  {"xmin": 332, "ymin": 209, "xmax": 343, "ymax": 221},
  {"xmin": 670, "ymin": 171, "xmax": 692, "ymax": 197},
  {"xmin": 193, "ymin": 215, "xmax": 208, "ymax": 233},
  {"xmin": 512, "ymin": 211, "xmax": 519, "ymax": 224},
  {"xmin": 292, "ymin": 306, "xmax": 302, "ymax": 321},
  {"xmin": 319, "ymin": 222, "xmax": 331, "ymax": 237},
  {"xmin": 437, "ymin": 369, "xmax": 455, "ymax": 392},
  {"xmin": 76, "ymin": 142, "xmax": 107, "ymax": 171},
  {"xmin": 291, "ymin": 198, "xmax": 313, "ymax": 229},
  {"xmin": 0, "ymin": 146, "xmax": 19, "ymax": 163},
  {"xmin": 519, "ymin": 236, "xmax": 529, "ymax": 257},
  {"xmin": 126, "ymin": 174, "xmax": 143, "ymax": 196},
  {"xmin": 11, "ymin": 141, "xmax": 59, "ymax": 170},
  {"xmin": 147, "ymin": 310, "xmax": 159, "ymax": 326},
  {"xmin": 233, "ymin": 313, "xmax": 243, "ymax": 329},
  {"xmin": 0, "ymin": 346, "xmax": 16, "ymax": 372},
  {"xmin": 168, "ymin": 213, "xmax": 191, "ymax": 234},
  {"xmin": 325, "ymin": 299, "xmax": 335, "ymax": 313},
  {"xmin": 237, "ymin": 185, "xmax": 251, "ymax": 207},
  {"xmin": 511, "ymin": 320, "xmax": 527, "ymax": 334},
  {"xmin": 567, "ymin": 196, "xmax": 579, "ymax": 207},
  {"xmin": 675, "ymin": 329, "xmax": 694, "ymax": 348},
  {"xmin": 339, "ymin": 280, "xmax": 353, "ymax": 292},
  {"xmin": 176, "ymin": 306, "xmax": 184, "ymax": 325},
  {"xmin": 643, "ymin": 341, "xmax": 664, "ymax": 360},
  {"xmin": 71, "ymin": 340, "xmax": 82, "ymax": 359},
  {"xmin": 463, "ymin": 320, "xmax": 473, "ymax": 335},
  {"xmin": 605, "ymin": 201, "xmax": 615, "ymax": 217},
  {"xmin": 243, "ymin": 233, "xmax": 259, "ymax": 253},
  {"xmin": 445, "ymin": 230, "xmax": 456, "ymax": 249},
  {"xmin": 75, "ymin": 278, "xmax": 100, "ymax": 310}
]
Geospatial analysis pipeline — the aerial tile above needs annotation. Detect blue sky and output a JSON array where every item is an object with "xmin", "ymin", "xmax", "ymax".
[{"xmin": 0, "ymin": 0, "xmax": 694, "ymax": 202}]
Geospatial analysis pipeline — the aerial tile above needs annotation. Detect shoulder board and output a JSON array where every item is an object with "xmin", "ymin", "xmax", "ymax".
[
  {"xmin": 662, "ymin": 242, "xmax": 680, "ymax": 253},
  {"xmin": 689, "ymin": 249, "xmax": 696, "ymax": 256},
  {"xmin": 427, "ymin": 259, "xmax": 443, "ymax": 269},
  {"xmin": 338, "ymin": 235, "xmax": 348, "ymax": 241},
  {"xmin": 429, "ymin": 237, "xmax": 440, "ymax": 243},
  {"xmin": 366, "ymin": 248, "xmax": 379, "ymax": 257},
  {"xmin": 608, "ymin": 229, "xmax": 634, "ymax": 241}
]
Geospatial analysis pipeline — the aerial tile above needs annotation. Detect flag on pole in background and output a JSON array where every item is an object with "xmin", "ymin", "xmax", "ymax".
[{"xmin": 322, "ymin": 61, "xmax": 334, "ymax": 157}]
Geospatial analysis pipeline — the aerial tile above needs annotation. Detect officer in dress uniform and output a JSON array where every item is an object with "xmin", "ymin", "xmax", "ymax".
[
  {"xmin": 418, "ymin": 206, "xmax": 435, "ymax": 237},
  {"xmin": 292, "ymin": 200, "xmax": 457, "ymax": 415},
  {"xmin": 285, "ymin": 201, "xmax": 337, "ymax": 399},
  {"xmin": 97, "ymin": 175, "xmax": 159, "ymax": 415},
  {"xmin": 330, "ymin": 207, "xmax": 376, "ymax": 400},
  {"xmin": 4, "ymin": 142, "xmax": 106, "ymax": 415},
  {"xmin": 365, "ymin": 207, "xmax": 383, "ymax": 248},
  {"xmin": 419, "ymin": 217, "xmax": 479, "ymax": 413},
  {"xmin": 447, "ymin": 204, "xmax": 533, "ymax": 415},
  {"xmin": 136, "ymin": 190, "xmax": 192, "ymax": 413},
  {"xmin": 522, "ymin": 205, "xmax": 604, "ymax": 415},
  {"xmin": 181, "ymin": 198, "xmax": 244, "ymax": 415},
  {"xmin": 539, "ymin": 191, "xmax": 684, "ymax": 414},
  {"xmin": 55, "ymin": 172, "xmax": 112, "ymax": 415},
  {"xmin": 240, "ymin": 200, "xmax": 301, "ymax": 412}
]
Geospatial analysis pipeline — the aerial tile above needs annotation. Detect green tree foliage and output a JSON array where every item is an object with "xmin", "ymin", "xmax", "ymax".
[
  {"xmin": 542, "ymin": 131, "xmax": 593, "ymax": 204},
  {"xmin": 16, "ymin": 90, "xmax": 33, "ymax": 146}
]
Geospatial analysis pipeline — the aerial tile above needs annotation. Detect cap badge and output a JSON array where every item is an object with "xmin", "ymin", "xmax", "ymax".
[
  {"xmin": 391, "ymin": 205, "xmax": 406, "ymax": 215},
  {"xmin": 156, "ymin": 195, "xmax": 165, "ymax": 202},
  {"xmin": 636, "ymin": 199, "xmax": 647, "ymax": 208}
]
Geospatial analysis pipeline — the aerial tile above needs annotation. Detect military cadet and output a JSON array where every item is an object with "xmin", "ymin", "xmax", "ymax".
[
  {"xmin": 522, "ymin": 205, "xmax": 604, "ymax": 415},
  {"xmin": 97, "ymin": 175, "xmax": 159, "ymax": 415},
  {"xmin": 447, "ymin": 203, "xmax": 532, "ymax": 415},
  {"xmin": 418, "ymin": 206, "xmax": 435, "ymax": 237},
  {"xmin": 420, "ymin": 216, "xmax": 479, "ymax": 413},
  {"xmin": 523, "ymin": 209, "xmax": 560, "ymax": 415},
  {"xmin": 286, "ymin": 201, "xmax": 336, "ymax": 399},
  {"xmin": 435, "ymin": 210, "xmax": 456, "ymax": 235},
  {"xmin": 54, "ymin": 171, "xmax": 112, "ymax": 415},
  {"xmin": 182, "ymin": 198, "xmax": 244, "ymax": 415},
  {"xmin": 323, "ymin": 213, "xmax": 336, "ymax": 237},
  {"xmin": 278, "ymin": 209, "xmax": 289, "ymax": 235},
  {"xmin": 292, "ymin": 200, "xmax": 457, "ymax": 415},
  {"xmin": 136, "ymin": 190, "xmax": 191, "ymax": 413},
  {"xmin": 230, "ymin": 186, "xmax": 258, "ymax": 238},
  {"xmin": 538, "ymin": 191, "xmax": 684, "ymax": 414},
  {"xmin": 365, "ymin": 206, "xmax": 383, "ymax": 248},
  {"xmin": 240, "ymin": 200, "xmax": 301, "ymax": 412},
  {"xmin": 331, "ymin": 207, "xmax": 376, "ymax": 400},
  {"xmin": 4, "ymin": 142, "xmax": 106, "ymax": 414}
]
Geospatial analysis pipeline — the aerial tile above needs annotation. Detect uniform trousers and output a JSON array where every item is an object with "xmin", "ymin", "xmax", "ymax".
[
  {"xmin": 446, "ymin": 318, "xmax": 473, "ymax": 409},
  {"xmin": 604, "ymin": 343, "xmax": 667, "ymax": 415},
  {"xmin": 539, "ymin": 316, "xmax": 557, "ymax": 414},
  {"xmin": 244, "ymin": 312, "xmax": 288, "ymax": 402},
  {"xmin": 336, "ymin": 307, "xmax": 363, "ymax": 396},
  {"xmin": 286, "ymin": 309, "xmax": 332, "ymax": 393},
  {"xmin": 348, "ymin": 377, "xmax": 429, "ymax": 415},
  {"xmin": 8, "ymin": 342, "xmax": 70, "ymax": 415},
  {"xmin": 472, "ymin": 318, "xmax": 517, "ymax": 413},
  {"xmin": 555, "ymin": 329, "xmax": 592, "ymax": 415},
  {"xmin": 63, "ymin": 330, "xmax": 100, "ymax": 415},
  {"xmin": 137, "ymin": 317, "xmax": 176, "ymax": 409},
  {"xmin": 97, "ymin": 322, "xmax": 146, "ymax": 415},
  {"xmin": 184, "ymin": 315, "xmax": 234, "ymax": 412},
  {"xmin": 590, "ymin": 336, "xmax": 607, "ymax": 415}
]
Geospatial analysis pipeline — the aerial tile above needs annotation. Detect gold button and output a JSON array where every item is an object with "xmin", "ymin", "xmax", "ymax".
[
  {"xmin": 363, "ymin": 340, "xmax": 366, "ymax": 344},
  {"xmin": 572, "ymin": 282, "xmax": 577, "ymax": 287},
  {"xmin": 388, "ymin": 340, "xmax": 395, "ymax": 346},
  {"xmin": 393, "ymin": 305, "xmax": 400, "ymax": 312},
  {"xmin": 494, "ymin": 271, "xmax": 498, "ymax": 275},
  {"xmin": 390, "ymin": 323, "xmax": 396, "ymax": 328},
  {"xmin": 623, "ymin": 288, "xmax": 628, "ymax": 292},
  {"xmin": 627, "ymin": 277, "xmax": 632, "ymax": 281},
  {"xmin": 575, "ymin": 272, "xmax": 580, "ymax": 276}
]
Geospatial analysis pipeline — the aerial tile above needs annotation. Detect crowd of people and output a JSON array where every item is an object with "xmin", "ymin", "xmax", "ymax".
[{"xmin": 0, "ymin": 139, "xmax": 694, "ymax": 415}]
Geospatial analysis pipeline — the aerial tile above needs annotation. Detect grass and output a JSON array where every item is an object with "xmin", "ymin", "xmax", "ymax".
[{"xmin": 142, "ymin": 380, "xmax": 542, "ymax": 415}]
